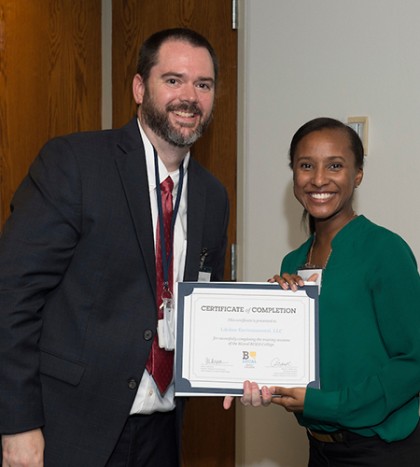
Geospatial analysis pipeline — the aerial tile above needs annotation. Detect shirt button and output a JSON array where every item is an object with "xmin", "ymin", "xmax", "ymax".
[
  {"xmin": 144, "ymin": 329, "xmax": 153, "ymax": 341},
  {"xmin": 149, "ymin": 389, "xmax": 154, "ymax": 396},
  {"xmin": 127, "ymin": 378, "xmax": 138, "ymax": 390}
]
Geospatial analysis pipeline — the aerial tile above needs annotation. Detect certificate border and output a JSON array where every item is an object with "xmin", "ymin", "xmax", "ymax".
[{"xmin": 175, "ymin": 282, "xmax": 319, "ymax": 396}]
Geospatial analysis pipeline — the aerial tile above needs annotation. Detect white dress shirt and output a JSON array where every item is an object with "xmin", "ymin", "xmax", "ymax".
[{"xmin": 130, "ymin": 120, "xmax": 189, "ymax": 414}]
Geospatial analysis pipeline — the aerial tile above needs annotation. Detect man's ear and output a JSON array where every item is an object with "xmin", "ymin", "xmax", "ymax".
[{"xmin": 132, "ymin": 74, "xmax": 145, "ymax": 105}]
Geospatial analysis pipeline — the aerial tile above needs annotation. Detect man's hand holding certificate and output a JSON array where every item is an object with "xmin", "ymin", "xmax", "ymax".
[{"xmin": 174, "ymin": 282, "xmax": 319, "ymax": 396}]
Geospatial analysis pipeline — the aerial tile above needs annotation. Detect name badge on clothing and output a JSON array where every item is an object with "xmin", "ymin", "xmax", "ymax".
[
  {"xmin": 157, "ymin": 296, "xmax": 175, "ymax": 350},
  {"xmin": 198, "ymin": 248, "xmax": 212, "ymax": 282}
]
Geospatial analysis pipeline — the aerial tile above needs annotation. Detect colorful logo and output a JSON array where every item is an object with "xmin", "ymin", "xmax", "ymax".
[{"xmin": 242, "ymin": 351, "xmax": 257, "ymax": 367}]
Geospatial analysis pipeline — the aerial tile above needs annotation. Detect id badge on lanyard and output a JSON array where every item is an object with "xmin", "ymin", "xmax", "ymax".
[
  {"xmin": 154, "ymin": 148, "xmax": 184, "ymax": 351},
  {"xmin": 158, "ymin": 293, "xmax": 176, "ymax": 350}
]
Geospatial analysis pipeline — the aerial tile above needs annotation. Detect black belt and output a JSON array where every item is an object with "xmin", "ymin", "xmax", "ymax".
[{"xmin": 307, "ymin": 429, "xmax": 347, "ymax": 443}]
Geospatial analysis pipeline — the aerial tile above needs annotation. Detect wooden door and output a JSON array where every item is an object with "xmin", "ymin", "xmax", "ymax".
[
  {"xmin": 112, "ymin": 2, "xmax": 237, "ymax": 466},
  {"xmin": 0, "ymin": 0, "xmax": 101, "ymax": 227}
]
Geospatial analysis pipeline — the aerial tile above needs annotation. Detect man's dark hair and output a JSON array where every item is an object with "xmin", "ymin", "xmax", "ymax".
[{"xmin": 137, "ymin": 28, "xmax": 219, "ymax": 85}]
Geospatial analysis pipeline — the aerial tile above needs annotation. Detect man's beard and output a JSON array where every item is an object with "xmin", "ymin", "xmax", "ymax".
[{"xmin": 140, "ymin": 92, "xmax": 213, "ymax": 148}]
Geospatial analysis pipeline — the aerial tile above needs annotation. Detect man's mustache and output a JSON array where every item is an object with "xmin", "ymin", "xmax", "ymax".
[{"xmin": 166, "ymin": 102, "xmax": 202, "ymax": 116}]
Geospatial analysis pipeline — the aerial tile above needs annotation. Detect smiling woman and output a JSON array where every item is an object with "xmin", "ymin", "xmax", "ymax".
[
  {"xmin": 225, "ymin": 117, "xmax": 420, "ymax": 467},
  {"xmin": 289, "ymin": 119, "xmax": 364, "ymax": 266}
]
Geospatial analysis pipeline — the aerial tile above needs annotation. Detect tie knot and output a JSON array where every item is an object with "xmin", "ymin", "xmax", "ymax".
[{"xmin": 160, "ymin": 176, "xmax": 174, "ymax": 194}]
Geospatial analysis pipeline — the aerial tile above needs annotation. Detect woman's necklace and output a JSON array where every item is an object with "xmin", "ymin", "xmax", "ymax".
[
  {"xmin": 305, "ymin": 212, "xmax": 358, "ymax": 269},
  {"xmin": 305, "ymin": 235, "xmax": 332, "ymax": 269}
]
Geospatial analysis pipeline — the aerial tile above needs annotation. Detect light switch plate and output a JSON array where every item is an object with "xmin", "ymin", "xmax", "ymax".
[{"xmin": 347, "ymin": 116, "xmax": 368, "ymax": 155}]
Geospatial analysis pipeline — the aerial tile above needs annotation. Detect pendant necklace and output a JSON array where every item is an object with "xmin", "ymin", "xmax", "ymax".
[
  {"xmin": 305, "ymin": 235, "xmax": 332, "ymax": 269},
  {"xmin": 305, "ymin": 212, "xmax": 358, "ymax": 269}
]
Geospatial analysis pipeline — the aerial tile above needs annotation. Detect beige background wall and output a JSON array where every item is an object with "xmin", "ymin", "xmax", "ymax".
[{"xmin": 236, "ymin": 1, "xmax": 420, "ymax": 466}]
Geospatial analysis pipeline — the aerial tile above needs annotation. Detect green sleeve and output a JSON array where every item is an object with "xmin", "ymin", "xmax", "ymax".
[{"xmin": 304, "ymin": 234, "xmax": 420, "ymax": 430}]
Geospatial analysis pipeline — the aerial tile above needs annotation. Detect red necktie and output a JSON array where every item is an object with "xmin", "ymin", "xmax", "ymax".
[{"xmin": 146, "ymin": 176, "xmax": 174, "ymax": 395}]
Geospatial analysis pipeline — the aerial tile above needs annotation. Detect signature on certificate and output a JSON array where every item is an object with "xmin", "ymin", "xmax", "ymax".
[
  {"xmin": 270, "ymin": 358, "xmax": 291, "ymax": 368},
  {"xmin": 205, "ymin": 357, "xmax": 224, "ymax": 365}
]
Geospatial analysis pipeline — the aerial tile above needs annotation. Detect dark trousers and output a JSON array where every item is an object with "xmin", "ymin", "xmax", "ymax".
[
  {"xmin": 106, "ymin": 410, "xmax": 179, "ymax": 467},
  {"xmin": 308, "ymin": 421, "xmax": 420, "ymax": 467}
]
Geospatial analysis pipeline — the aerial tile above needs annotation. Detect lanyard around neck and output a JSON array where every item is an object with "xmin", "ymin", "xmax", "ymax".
[{"xmin": 153, "ymin": 147, "xmax": 184, "ymax": 291}]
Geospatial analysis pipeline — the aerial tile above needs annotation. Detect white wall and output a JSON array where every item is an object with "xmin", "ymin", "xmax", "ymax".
[{"xmin": 236, "ymin": 1, "xmax": 420, "ymax": 466}]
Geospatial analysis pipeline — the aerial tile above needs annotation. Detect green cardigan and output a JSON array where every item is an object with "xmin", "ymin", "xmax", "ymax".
[{"xmin": 281, "ymin": 215, "xmax": 420, "ymax": 442}]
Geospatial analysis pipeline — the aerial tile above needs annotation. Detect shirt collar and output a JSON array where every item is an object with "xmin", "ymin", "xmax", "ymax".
[{"xmin": 137, "ymin": 118, "xmax": 190, "ymax": 192}]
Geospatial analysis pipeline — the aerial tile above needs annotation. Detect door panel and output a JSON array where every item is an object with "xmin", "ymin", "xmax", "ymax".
[
  {"xmin": 112, "ymin": 1, "xmax": 237, "ymax": 465},
  {"xmin": 0, "ymin": 0, "xmax": 101, "ymax": 227}
]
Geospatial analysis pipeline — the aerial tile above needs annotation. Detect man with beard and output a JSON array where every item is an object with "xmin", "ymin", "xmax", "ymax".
[{"xmin": 0, "ymin": 28, "xmax": 229, "ymax": 467}]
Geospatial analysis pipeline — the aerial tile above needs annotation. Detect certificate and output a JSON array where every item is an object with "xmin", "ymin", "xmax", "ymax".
[{"xmin": 174, "ymin": 282, "xmax": 319, "ymax": 396}]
